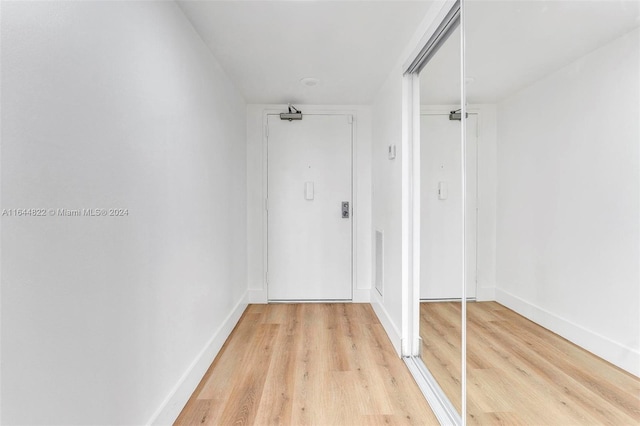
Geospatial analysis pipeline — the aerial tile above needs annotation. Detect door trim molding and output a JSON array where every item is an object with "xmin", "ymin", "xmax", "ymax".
[{"xmin": 261, "ymin": 108, "xmax": 358, "ymax": 302}]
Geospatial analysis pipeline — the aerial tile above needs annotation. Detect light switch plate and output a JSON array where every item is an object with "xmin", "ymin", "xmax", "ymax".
[
  {"xmin": 304, "ymin": 182, "xmax": 314, "ymax": 200},
  {"xmin": 438, "ymin": 181, "xmax": 448, "ymax": 200},
  {"xmin": 388, "ymin": 144, "xmax": 396, "ymax": 160}
]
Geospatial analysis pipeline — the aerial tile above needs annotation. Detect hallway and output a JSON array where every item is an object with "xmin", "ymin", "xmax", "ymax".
[
  {"xmin": 176, "ymin": 304, "xmax": 438, "ymax": 425},
  {"xmin": 2, "ymin": 1, "xmax": 638, "ymax": 424}
]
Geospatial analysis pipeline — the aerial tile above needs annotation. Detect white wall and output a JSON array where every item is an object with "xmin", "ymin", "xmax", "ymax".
[
  {"xmin": 495, "ymin": 28, "xmax": 640, "ymax": 375},
  {"xmin": 1, "ymin": 2, "xmax": 248, "ymax": 424},
  {"xmin": 371, "ymin": 74, "xmax": 405, "ymax": 353},
  {"xmin": 246, "ymin": 105, "xmax": 372, "ymax": 303}
]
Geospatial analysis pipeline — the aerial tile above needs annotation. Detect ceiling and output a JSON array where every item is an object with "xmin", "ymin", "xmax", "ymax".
[
  {"xmin": 420, "ymin": 0, "xmax": 640, "ymax": 105},
  {"xmin": 177, "ymin": 1, "xmax": 434, "ymax": 105}
]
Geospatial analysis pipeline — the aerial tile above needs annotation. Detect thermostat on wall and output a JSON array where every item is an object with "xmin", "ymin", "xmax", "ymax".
[{"xmin": 388, "ymin": 144, "xmax": 396, "ymax": 160}]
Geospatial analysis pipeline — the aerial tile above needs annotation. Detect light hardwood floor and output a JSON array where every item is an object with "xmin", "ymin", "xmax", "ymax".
[
  {"xmin": 420, "ymin": 301, "xmax": 463, "ymax": 412},
  {"xmin": 176, "ymin": 303, "xmax": 439, "ymax": 425},
  {"xmin": 420, "ymin": 301, "xmax": 640, "ymax": 425}
]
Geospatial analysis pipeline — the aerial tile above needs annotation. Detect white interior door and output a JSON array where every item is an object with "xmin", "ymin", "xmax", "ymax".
[
  {"xmin": 420, "ymin": 113, "xmax": 478, "ymax": 299},
  {"xmin": 267, "ymin": 114, "xmax": 352, "ymax": 301}
]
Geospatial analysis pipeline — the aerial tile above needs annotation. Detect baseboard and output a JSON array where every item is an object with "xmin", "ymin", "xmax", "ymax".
[
  {"xmin": 353, "ymin": 288, "xmax": 371, "ymax": 303},
  {"xmin": 251, "ymin": 288, "xmax": 369, "ymax": 303},
  {"xmin": 495, "ymin": 288, "xmax": 640, "ymax": 377},
  {"xmin": 370, "ymin": 294, "xmax": 402, "ymax": 356},
  {"xmin": 247, "ymin": 288, "xmax": 267, "ymax": 304},
  {"xmin": 475, "ymin": 286, "xmax": 495, "ymax": 302},
  {"xmin": 147, "ymin": 293, "xmax": 249, "ymax": 425}
]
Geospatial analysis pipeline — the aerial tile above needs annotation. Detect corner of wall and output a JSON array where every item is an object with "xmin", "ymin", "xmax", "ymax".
[
  {"xmin": 475, "ymin": 287, "xmax": 495, "ymax": 302},
  {"xmin": 353, "ymin": 289, "xmax": 371, "ymax": 303},
  {"xmin": 247, "ymin": 288, "xmax": 267, "ymax": 304}
]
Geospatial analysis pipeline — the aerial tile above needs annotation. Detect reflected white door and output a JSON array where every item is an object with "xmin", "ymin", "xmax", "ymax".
[
  {"xmin": 267, "ymin": 114, "xmax": 352, "ymax": 301},
  {"xmin": 420, "ymin": 113, "xmax": 477, "ymax": 299}
]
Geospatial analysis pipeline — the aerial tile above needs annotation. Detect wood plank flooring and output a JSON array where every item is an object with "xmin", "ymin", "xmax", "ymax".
[
  {"xmin": 420, "ymin": 301, "xmax": 640, "ymax": 425},
  {"xmin": 176, "ymin": 303, "xmax": 439, "ymax": 425},
  {"xmin": 419, "ymin": 301, "xmax": 463, "ymax": 412}
]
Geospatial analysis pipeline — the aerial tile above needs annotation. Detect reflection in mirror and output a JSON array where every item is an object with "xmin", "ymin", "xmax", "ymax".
[
  {"xmin": 466, "ymin": 1, "xmax": 640, "ymax": 423},
  {"xmin": 417, "ymin": 21, "xmax": 469, "ymax": 415}
]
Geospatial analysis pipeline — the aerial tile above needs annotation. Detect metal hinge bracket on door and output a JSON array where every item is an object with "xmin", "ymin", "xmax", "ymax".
[
  {"xmin": 265, "ymin": 124, "xmax": 269, "ymax": 138},
  {"xmin": 265, "ymin": 271, "xmax": 268, "ymax": 285},
  {"xmin": 265, "ymin": 198, "xmax": 269, "ymax": 211},
  {"xmin": 348, "ymin": 115, "xmax": 353, "ymax": 124}
]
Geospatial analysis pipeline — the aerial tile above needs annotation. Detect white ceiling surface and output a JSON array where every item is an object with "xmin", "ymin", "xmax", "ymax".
[
  {"xmin": 178, "ymin": 1, "xmax": 434, "ymax": 105},
  {"xmin": 420, "ymin": 1, "xmax": 640, "ymax": 105}
]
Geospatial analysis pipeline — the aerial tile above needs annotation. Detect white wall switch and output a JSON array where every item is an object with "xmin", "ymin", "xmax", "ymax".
[
  {"xmin": 304, "ymin": 181, "xmax": 314, "ymax": 200},
  {"xmin": 388, "ymin": 144, "xmax": 396, "ymax": 160},
  {"xmin": 438, "ymin": 181, "xmax": 448, "ymax": 200}
]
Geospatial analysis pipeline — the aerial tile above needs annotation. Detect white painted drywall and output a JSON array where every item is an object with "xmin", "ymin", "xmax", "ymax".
[
  {"xmin": 495, "ymin": 28, "xmax": 640, "ymax": 375},
  {"xmin": 1, "ymin": 1, "xmax": 247, "ymax": 424},
  {"xmin": 371, "ymin": 74, "xmax": 405, "ymax": 353},
  {"xmin": 246, "ymin": 105, "xmax": 372, "ymax": 303}
]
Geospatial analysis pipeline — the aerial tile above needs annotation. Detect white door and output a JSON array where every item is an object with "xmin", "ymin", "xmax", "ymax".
[
  {"xmin": 420, "ymin": 113, "xmax": 478, "ymax": 299},
  {"xmin": 267, "ymin": 114, "xmax": 352, "ymax": 301}
]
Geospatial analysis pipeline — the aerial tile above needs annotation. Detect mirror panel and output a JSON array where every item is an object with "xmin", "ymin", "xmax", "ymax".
[{"xmin": 417, "ymin": 21, "xmax": 465, "ymax": 414}]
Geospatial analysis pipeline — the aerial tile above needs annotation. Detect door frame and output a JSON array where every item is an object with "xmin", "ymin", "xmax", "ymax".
[
  {"xmin": 261, "ymin": 108, "xmax": 358, "ymax": 302},
  {"xmin": 419, "ymin": 107, "xmax": 479, "ymax": 301}
]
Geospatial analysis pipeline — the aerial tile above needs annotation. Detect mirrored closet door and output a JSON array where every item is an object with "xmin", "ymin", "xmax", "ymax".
[{"xmin": 412, "ymin": 1, "xmax": 468, "ymax": 420}]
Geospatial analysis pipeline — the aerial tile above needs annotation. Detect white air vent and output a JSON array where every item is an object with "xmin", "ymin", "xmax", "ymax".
[{"xmin": 375, "ymin": 230, "xmax": 384, "ymax": 297}]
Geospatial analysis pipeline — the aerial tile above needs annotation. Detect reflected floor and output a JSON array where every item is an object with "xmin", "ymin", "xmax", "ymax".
[
  {"xmin": 419, "ymin": 301, "xmax": 640, "ymax": 424},
  {"xmin": 419, "ymin": 301, "xmax": 463, "ymax": 412}
]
